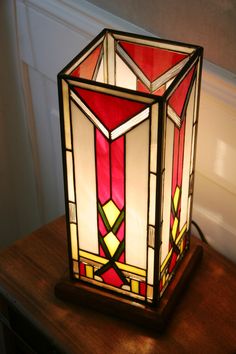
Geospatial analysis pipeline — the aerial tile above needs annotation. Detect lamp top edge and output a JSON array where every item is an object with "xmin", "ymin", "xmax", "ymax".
[
  {"xmin": 103, "ymin": 28, "xmax": 203, "ymax": 51},
  {"xmin": 57, "ymin": 28, "xmax": 203, "ymax": 78},
  {"xmin": 59, "ymin": 75, "xmax": 163, "ymax": 103}
]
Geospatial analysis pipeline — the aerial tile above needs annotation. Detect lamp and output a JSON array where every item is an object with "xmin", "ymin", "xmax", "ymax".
[{"xmin": 55, "ymin": 29, "xmax": 203, "ymax": 329}]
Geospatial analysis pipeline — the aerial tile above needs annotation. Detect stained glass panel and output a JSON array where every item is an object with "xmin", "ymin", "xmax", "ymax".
[
  {"xmin": 74, "ymin": 86, "xmax": 147, "ymax": 131},
  {"xmin": 120, "ymin": 41, "xmax": 188, "ymax": 82},
  {"xmin": 58, "ymin": 28, "xmax": 203, "ymax": 305},
  {"xmin": 71, "ymin": 44, "xmax": 102, "ymax": 79}
]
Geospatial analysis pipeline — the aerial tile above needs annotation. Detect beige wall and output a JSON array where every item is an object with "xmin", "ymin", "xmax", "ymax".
[
  {"xmin": 86, "ymin": 0, "xmax": 236, "ymax": 74},
  {"xmin": 0, "ymin": 0, "xmax": 40, "ymax": 249}
]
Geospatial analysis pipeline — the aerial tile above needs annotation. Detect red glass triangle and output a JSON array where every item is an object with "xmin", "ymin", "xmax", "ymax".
[
  {"xmin": 120, "ymin": 41, "xmax": 187, "ymax": 82},
  {"xmin": 101, "ymin": 267, "xmax": 124, "ymax": 287},
  {"xmin": 169, "ymin": 66, "xmax": 195, "ymax": 117},
  {"xmin": 71, "ymin": 44, "xmax": 102, "ymax": 79},
  {"xmin": 74, "ymin": 87, "xmax": 148, "ymax": 131}
]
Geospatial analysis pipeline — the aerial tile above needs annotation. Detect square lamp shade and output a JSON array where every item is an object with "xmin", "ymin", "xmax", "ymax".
[{"xmin": 56, "ymin": 29, "xmax": 203, "ymax": 328}]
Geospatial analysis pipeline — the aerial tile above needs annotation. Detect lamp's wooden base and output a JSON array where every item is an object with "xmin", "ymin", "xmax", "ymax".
[{"xmin": 55, "ymin": 244, "xmax": 203, "ymax": 331}]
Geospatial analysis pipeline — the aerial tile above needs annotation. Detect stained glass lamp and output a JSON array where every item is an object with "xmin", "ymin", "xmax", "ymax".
[{"xmin": 55, "ymin": 29, "xmax": 203, "ymax": 329}]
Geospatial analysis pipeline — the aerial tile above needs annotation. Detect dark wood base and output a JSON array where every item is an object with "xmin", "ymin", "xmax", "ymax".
[{"xmin": 55, "ymin": 244, "xmax": 203, "ymax": 331}]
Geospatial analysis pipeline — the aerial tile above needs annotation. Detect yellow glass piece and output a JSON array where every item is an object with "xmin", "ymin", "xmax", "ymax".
[
  {"xmin": 103, "ymin": 200, "xmax": 120, "ymax": 227},
  {"xmin": 70, "ymin": 224, "xmax": 78, "ymax": 260},
  {"xmin": 173, "ymin": 186, "xmax": 180, "ymax": 212},
  {"xmin": 104, "ymin": 232, "xmax": 120, "ymax": 256},
  {"xmin": 115, "ymin": 262, "xmax": 146, "ymax": 277},
  {"xmin": 79, "ymin": 250, "xmax": 108, "ymax": 265},
  {"xmin": 73, "ymin": 261, "xmax": 79, "ymax": 273},
  {"xmin": 172, "ymin": 217, "xmax": 179, "ymax": 240},
  {"xmin": 161, "ymin": 222, "xmax": 187, "ymax": 272},
  {"xmin": 86, "ymin": 265, "xmax": 93, "ymax": 278},
  {"xmin": 131, "ymin": 279, "xmax": 139, "ymax": 294},
  {"xmin": 161, "ymin": 249, "xmax": 172, "ymax": 272},
  {"xmin": 66, "ymin": 151, "xmax": 75, "ymax": 202},
  {"xmin": 62, "ymin": 80, "xmax": 72, "ymax": 150},
  {"xmin": 176, "ymin": 222, "xmax": 187, "ymax": 243},
  {"xmin": 163, "ymin": 273, "xmax": 166, "ymax": 285},
  {"xmin": 148, "ymin": 247, "xmax": 154, "ymax": 285},
  {"xmin": 147, "ymin": 285, "xmax": 153, "ymax": 300}
]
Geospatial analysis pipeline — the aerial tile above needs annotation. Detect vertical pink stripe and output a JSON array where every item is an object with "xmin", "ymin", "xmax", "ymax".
[
  {"xmin": 99, "ymin": 245, "xmax": 106, "ymax": 258},
  {"xmin": 177, "ymin": 120, "xmax": 186, "ymax": 187},
  {"xmin": 111, "ymin": 136, "xmax": 124, "ymax": 210},
  {"xmin": 172, "ymin": 127, "xmax": 180, "ymax": 196},
  {"xmin": 98, "ymin": 214, "xmax": 107, "ymax": 236},
  {"xmin": 96, "ymin": 129, "xmax": 110, "ymax": 204}
]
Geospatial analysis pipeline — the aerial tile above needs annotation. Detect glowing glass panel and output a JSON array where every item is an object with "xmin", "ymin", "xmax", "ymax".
[
  {"xmin": 74, "ymin": 86, "xmax": 147, "ymax": 131},
  {"xmin": 71, "ymin": 102, "xmax": 98, "ymax": 253},
  {"xmin": 104, "ymin": 232, "xmax": 120, "ymax": 257},
  {"xmin": 70, "ymin": 223, "xmax": 78, "ymax": 260},
  {"xmin": 120, "ymin": 41, "xmax": 187, "ymax": 82},
  {"xmin": 66, "ymin": 151, "xmax": 75, "ymax": 202},
  {"xmin": 116, "ymin": 54, "xmax": 136, "ymax": 90},
  {"xmin": 71, "ymin": 44, "xmax": 102, "ymax": 79},
  {"xmin": 58, "ymin": 29, "xmax": 202, "ymax": 305},
  {"xmin": 126, "ymin": 119, "xmax": 149, "ymax": 269},
  {"xmin": 131, "ymin": 279, "xmax": 139, "ymax": 294},
  {"xmin": 103, "ymin": 201, "xmax": 120, "ymax": 228}
]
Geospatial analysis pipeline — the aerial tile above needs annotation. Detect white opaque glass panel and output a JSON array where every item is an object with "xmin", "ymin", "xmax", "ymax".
[
  {"xmin": 96, "ymin": 57, "xmax": 104, "ymax": 83},
  {"xmin": 66, "ymin": 151, "xmax": 75, "ymax": 202},
  {"xmin": 190, "ymin": 124, "xmax": 196, "ymax": 174},
  {"xmin": 161, "ymin": 118, "xmax": 174, "ymax": 264},
  {"xmin": 149, "ymin": 173, "xmax": 156, "ymax": 225},
  {"xmin": 147, "ymin": 247, "xmax": 154, "ymax": 285},
  {"xmin": 69, "ymin": 202, "xmax": 76, "ymax": 223},
  {"xmin": 70, "ymin": 223, "xmax": 78, "ymax": 260},
  {"xmin": 148, "ymin": 226, "xmax": 155, "ymax": 248},
  {"xmin": 107, "ymin": 33, "xmax": 115, "ymax": 85},
  {"xmin": 150, "ymin": 104, "xmax": 158, "ymax": 173},
  {"xmin": 126, "ymin": 120, "xmax": 149, "ymax": 269},
  {"xmin": 187, "ymin": 195, "xmax": 192, "ymax": 230},
  {"xmin": 180, "ymin": 82, "xmax": 195, "ymax": 229},
  {"xmin": 116, "ymin": 54, "xmax": 136, "ymax": 90},
  {"xmin": 71, "ymin": 101, "xmax": 98, "ymax": 253},
  {"xmin": 62, "ymin": 80, "xmax": 71, "ymax": 149}
]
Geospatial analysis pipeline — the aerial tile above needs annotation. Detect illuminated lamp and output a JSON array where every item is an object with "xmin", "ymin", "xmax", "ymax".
[{"xmin": 55, "ymin": 29, "xmax": 203, "ymax": 329}]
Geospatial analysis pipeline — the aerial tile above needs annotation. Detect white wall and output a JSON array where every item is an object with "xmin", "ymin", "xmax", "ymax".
[
  {"xmin": 0, "ymin": 0, "xmax": 40, "ymax": 250},
  {"xmin": 11, "ymin": 0, "xmax": 236, "ymax": 263},
  {"xmin": 85, "ymin": 0, "xmax": 236, "ymax": 73}
]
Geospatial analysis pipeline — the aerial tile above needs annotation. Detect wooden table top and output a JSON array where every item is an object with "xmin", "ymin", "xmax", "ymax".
[{"xmin": 0, "ymin": 216, "xmax": 235, "ymax": 354}]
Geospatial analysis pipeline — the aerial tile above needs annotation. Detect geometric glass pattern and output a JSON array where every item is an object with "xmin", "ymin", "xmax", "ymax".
[{"xmin": 58, "ymin": 29, "xmax": 203, "ymax": 306}]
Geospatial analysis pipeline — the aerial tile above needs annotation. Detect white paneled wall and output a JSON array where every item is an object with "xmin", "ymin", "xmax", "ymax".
[
  {"xmin": 194, "ymin": 64, "xmax": 236, "ymax": 261},
  {"xmin": 16, "ymin": 0, "xmax": 236, "ymax": 262}
]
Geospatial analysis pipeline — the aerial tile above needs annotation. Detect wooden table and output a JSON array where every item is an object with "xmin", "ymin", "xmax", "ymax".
[{"xmin": 0, "ymin": 216, "xmax": 235, "ymax": 354}]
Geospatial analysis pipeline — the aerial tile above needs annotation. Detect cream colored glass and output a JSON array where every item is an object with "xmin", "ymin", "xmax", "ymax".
[
  {"xmin": 161, "ymin": 118, "xmax": 174, "ymax": 264},
  {"xmin": 126, "ymin": 119, "xmax": 149, "ymax": 269},
  {"xmin": 71, "ymin": 101, "xmax": 98, "ymax": 253}
]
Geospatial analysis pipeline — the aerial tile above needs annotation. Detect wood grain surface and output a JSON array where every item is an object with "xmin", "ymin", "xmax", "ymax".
[{"xmin": 0, "ymin": 216, "xmax": 235, "ymax": 354}]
